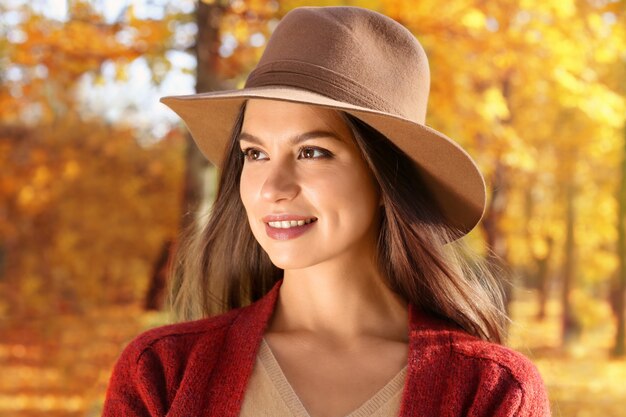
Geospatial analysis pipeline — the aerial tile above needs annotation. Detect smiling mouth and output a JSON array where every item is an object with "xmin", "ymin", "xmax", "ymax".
[{"xmin": 266, "ymin": 218, "xmax": 317, "ymax": 229}]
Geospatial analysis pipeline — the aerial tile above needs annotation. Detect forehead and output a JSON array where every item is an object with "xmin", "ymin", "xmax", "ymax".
[{"xmin": 241, "ymin": 99, "xmax": 353, "ymax": 142}]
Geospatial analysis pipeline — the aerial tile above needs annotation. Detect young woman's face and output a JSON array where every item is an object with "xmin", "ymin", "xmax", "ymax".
[{"xmin": 239, "ymin": 99, "xmax": 381, "ymax": 270}]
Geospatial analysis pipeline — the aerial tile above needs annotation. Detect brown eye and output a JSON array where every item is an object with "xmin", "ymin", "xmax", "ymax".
[
  {"xmin": 242, "ymin": 148, "xmax": 268, "ymax": 161},
  {"xmin": 299, "ymin": 147, "xmax": 330, "ymax": 159}
]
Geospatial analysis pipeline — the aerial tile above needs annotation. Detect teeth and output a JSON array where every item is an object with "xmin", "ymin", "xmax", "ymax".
[{"xmin": 268, "ymin": 219, "xmax": 315, "ymax": 228}]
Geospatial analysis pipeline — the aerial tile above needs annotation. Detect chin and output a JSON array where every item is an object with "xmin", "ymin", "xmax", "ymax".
[{"xmin": 265, "ymin": 250, "xmax": 320, "ymax": 270}]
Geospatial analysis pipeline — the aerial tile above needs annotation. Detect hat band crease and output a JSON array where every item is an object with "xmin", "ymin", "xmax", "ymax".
[{"xmin": 244, "ymin": 60, "xmax": 407, "ymax": 119}]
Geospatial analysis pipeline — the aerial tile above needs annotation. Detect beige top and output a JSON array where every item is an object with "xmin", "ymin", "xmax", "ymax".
[{"xmin": 240, "ymin": 338, "xmax": 407, "ymax": 417}]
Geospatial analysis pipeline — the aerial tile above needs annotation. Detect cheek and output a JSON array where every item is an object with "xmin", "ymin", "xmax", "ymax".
[
  {"xmin": 345, "ymin": 174, "xmax": 379, "ymax": 223},
  {"xmin": 310, "ymin": 167, "xmax": 379, "ymax": 226},
  {"xmin": 239, "ymin": 170, "xmax": 259, "ymax": 220}
]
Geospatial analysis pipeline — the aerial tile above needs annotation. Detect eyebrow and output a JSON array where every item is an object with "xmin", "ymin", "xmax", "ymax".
[{"xmin": 238, "ymin": 130, "xmax": 344, "ymax": 146}]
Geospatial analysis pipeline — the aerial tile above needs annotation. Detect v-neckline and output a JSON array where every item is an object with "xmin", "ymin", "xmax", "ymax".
[
  {"xmin": 258, "ymin": 337, "xmax": 408, "ymax": 417},
  {"xmin": 198, "ymin": 278, "xmax": 459, "ymax": 417}
]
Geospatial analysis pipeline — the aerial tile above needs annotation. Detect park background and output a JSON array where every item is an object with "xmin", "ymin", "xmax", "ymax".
[{"xmin": 0, "ymin": 0, "xmax": 625, "ymax": 415}]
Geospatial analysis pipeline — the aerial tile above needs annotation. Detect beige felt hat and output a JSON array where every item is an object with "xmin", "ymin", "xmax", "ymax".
[{"xmin": 160, "ymin": 6, "xmax": 486, "ymax": 236}]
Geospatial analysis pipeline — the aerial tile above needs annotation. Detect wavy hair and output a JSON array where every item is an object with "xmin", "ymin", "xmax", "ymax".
[{"xmin": 167, "ymin": 101, "xmax": 508, "ymax": 343}]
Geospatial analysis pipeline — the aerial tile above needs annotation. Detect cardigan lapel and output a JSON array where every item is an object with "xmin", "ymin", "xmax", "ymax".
[
  {"xmin": 204, "ymin": 278, "xmax": 284, "ymax": 417},
  {"xmin": 204, "ymin": 278, "xmax": 456, "ymax": 417},
  {"xmin": 398, "ymin": 304, "xmax": 454, "ymax": 417}
]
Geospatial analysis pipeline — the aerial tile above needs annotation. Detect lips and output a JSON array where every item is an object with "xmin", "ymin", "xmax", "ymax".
[{"xmin": 262, "ymin": 214, "xmax": 318, "ymax": 240}]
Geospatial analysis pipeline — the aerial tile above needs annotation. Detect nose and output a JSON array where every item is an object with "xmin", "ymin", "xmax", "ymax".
[{"xmin": 260, "ymin": 159, "xmax": 300, "ymax": 203}]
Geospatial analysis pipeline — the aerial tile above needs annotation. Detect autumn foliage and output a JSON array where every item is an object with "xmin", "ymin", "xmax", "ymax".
[{"xmin": 0, "ymin": 0, "xmax": 625, "ymax": 416}]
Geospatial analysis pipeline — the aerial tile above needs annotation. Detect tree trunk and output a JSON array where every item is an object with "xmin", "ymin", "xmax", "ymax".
[
  {"xmin": 522, "ymin": 181, "xmax": 554, "ymax": 321},
  {"xmin": 561, "ymin": 181, "xmax": 580, "ymax": 346},
  {"xmin": 144, "ymin": 1, "xmax": 229, "ymax": 310},
  {"xmin": 481, "ymin": 161, "xmax": 512, "ymax": 313},
  {"xmin": 479, "ymin": 74, "xmax": 516, "ymax": 314},
  {"xmin": 144, "ymin": 239, "xmax": 174, "ymax": 310},
  {"xmin": 181, "ymin": 1, "xmax": 229, "ymax": 232},
  {"xmin": 536, "ymin": 236, "xmax": 554, "ymax": 321},
  {"xmin": 613, "ymin": 124, "xmax": 626, "ymax": 357}
]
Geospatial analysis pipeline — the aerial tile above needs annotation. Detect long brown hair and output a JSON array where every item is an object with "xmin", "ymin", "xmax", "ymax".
[{"xmin": 168, "ymin": 101, "xmax": 508, "ymax": 343}]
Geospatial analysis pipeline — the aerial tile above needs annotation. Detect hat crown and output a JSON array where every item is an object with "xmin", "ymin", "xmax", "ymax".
[
  {"xmin": 160, "ymin": 6, "xmax": 486, "ymax": 236},
  {"xmin": 245, "ymin": 7, "xmax": 430, "ymax": 124}
]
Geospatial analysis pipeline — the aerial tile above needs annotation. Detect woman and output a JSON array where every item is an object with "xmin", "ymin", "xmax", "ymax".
[{"xmin": 103, "ymin": 6, "xmax": 551, "ymax": 417}]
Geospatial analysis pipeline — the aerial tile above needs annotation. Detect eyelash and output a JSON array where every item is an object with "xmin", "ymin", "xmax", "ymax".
[{"xmin": 240, "ymin": 146, "xmax": 333, "ymax": 162}]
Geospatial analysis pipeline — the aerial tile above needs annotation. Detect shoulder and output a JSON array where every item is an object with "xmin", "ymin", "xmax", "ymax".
[
  {"xmin": 414, "ymin": 312, "xmax": 545, "ymax": 388},
  {"xmin": 448, "ymin": 330, "xmax": 545, "ymax": 391},
  {"xmin": 408, "ymin": 311, "xmax": 550, "ymax": 416},
  {"xmin": 116, "ymin": 306, "xmax": 243, "ymax": 373},
  {"xmin": 412, "ymin": 311, "xmax": 545, "ymax": 390},
  {"xmin": 444, "ymin": 329, "xmax": 550, "ymax": 416},
  {"xmin": 103, "ymin": 307, "xmax": 249, "ymax": 416}
]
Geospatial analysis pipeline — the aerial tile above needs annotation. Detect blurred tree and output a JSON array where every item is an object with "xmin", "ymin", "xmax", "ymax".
[
  {"xmin": 179, "ymin": 0, "xmax": 226, "ymax": 235},
  {"xmin": 0, "ymin": 1, "xmax": 184, "ymax": 316},
  {"xmin": 615, "ymin": 123, "xmax": 626, "ymax": 357},
  {"xmin": 382, "ymin": 0, "xmax": 625, "ymax": 346},
  {"xmin": 2, "ymin": 0, "xmax": 624, "ymax": 346},
  {"xmin": 611, "ymin": 0, "xmax": 626, "ymax": 358},
  {"xmin": 155, "ymin": 0, "xmax": 281, "ymax": 309},
  {"xmin": 145, "ymin": 238, "xmax": 175, "ymax": 310}
]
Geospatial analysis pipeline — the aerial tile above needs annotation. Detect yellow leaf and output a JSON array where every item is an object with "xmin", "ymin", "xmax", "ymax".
[
  {"xmin": 33, "ymin": 166, "xmax": 51, "ymax": 187},
  {"xmin": 461, "ymin": 9, "xmax": 486, "ymax": 30},
  {"xmin": 64, "ymin": 160, "xmax": 81, "ymax": 180},
  {"xmin": 17, "ymin": 186, "xmax": 35, "ymax": 207},
  {"xmin": 552, "ymin": 0, "xmax": 576, "ymax": 19},
  {"xmin": 480, "ymin": 87, "xmax": 510, "ymax": 121}
]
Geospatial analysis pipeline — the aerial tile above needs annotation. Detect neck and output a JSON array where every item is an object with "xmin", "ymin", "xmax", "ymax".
[{"xmin": 268, "ymin": 260, "xmax": 409, "ymax": 345}]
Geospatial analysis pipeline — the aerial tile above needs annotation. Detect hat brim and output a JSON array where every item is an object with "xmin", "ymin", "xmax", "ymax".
[{"xmin": 160, "ymin": 86, "xmax": 486, "ymax": 236}]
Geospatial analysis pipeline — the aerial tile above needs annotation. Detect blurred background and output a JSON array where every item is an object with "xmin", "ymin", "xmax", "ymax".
[{"xmin": 0, "ymin": 0, "xmax": 624, "ymax": 416}]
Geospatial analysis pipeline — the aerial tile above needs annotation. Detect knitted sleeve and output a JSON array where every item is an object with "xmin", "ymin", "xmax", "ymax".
[
  {"xmin": 510, "ymin": 358, "xmax": 551, "ymax": 417},
  {"xmin": 100, "ymin": 311, "xmax": 238, "ymax": 417},
  {"xmin": 101, "ymin": 340, "xmax": 166, "ymax": 417},
  {"xmin": 471, "ymin": 363, "xmax": 550, "ymax": 417},
  {"xmin": 449, "ymin": 344, "xmax": 552, "ymax": 417}
]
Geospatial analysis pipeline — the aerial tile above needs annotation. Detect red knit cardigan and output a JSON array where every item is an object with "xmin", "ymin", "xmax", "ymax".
[{"xmin": 102, "ymin": 279, "xmax": 551, "ymax": 416}]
